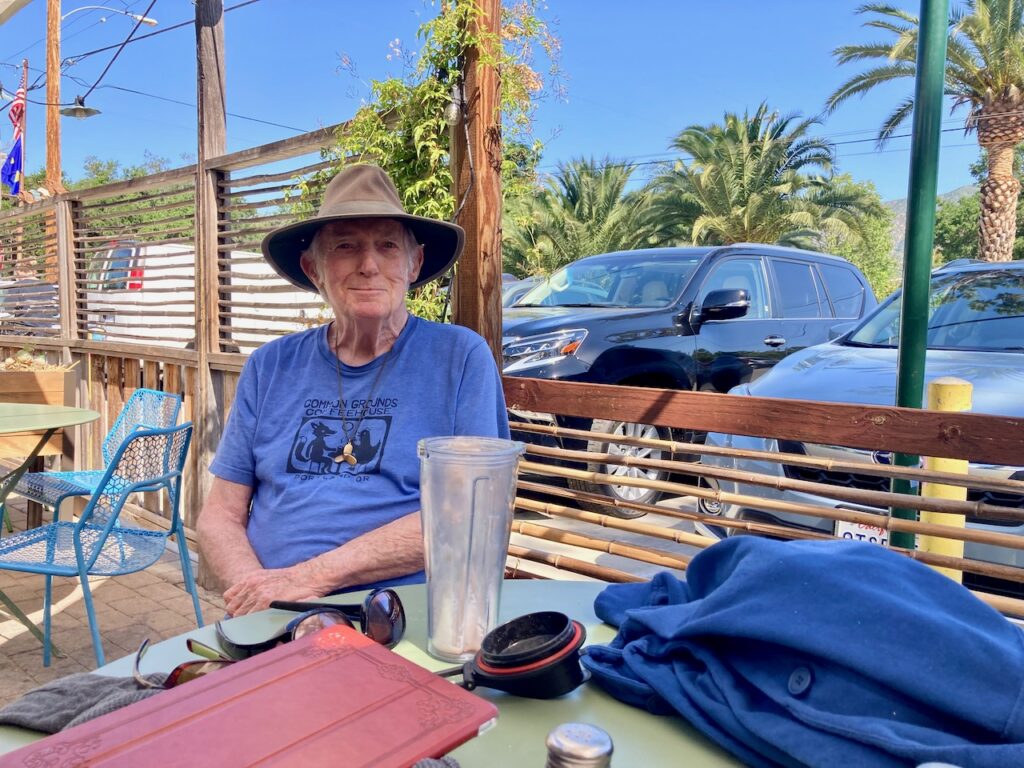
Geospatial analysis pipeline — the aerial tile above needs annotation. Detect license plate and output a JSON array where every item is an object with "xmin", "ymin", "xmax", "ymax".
[{"xmin": 834, "ymin": 519, "xmax": 889, "ymax": 547}]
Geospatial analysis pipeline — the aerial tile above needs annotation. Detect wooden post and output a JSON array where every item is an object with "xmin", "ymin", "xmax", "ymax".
[
  {"xmin": 45, "ymin": 0, "xmax": 66, "ymax": 196},
  {"xmin": 54, "ymin": 195, "xmax": 84, "ymax": 470},
  {"xmin": 195, "ymin": 0, "xmax": 226, "ymax": 584},
  {"xmin": 54, "ymin": 197, "xmax": 75, "ymax": 340},
  {"xmin": 450, "ymin": 0, "xmax": 503, "ymax": 364}
]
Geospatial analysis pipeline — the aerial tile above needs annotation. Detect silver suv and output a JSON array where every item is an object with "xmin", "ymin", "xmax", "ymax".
[{"xmin": 699, "ymin": 260, "xmax": 1024, "ymax": 592}]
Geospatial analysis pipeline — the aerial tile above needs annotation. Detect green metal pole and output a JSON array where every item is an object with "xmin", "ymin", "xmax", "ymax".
[{"xmin": 889, "ymin": 0, "xmax": 950, "ymax": 550}]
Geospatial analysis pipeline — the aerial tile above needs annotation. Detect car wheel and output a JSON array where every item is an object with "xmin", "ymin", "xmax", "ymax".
[
  {"xmin": 566, "ymin": 419, "xmax": 669, "ymax": 518},
  {"xmin": 694, "ymin": 476, "xmax": 729, "ymax": 539}
]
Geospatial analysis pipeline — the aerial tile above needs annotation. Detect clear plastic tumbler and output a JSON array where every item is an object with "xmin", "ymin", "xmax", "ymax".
[{"xmin": 419, "ymin": 436, "xmax": 525, "ymax": 662}]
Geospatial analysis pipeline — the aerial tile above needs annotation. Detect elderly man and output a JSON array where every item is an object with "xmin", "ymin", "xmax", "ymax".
[{"xmin": 198, "ymin": 165, "xmax": 509, "ymax": 616}]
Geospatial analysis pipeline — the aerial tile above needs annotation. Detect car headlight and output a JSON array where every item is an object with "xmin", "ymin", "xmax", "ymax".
[{"xmin": 502, "ymin": 329, "xmax": 588, "ymax": 373}]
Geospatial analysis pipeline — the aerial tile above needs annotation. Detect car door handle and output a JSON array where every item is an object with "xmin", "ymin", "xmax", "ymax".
[{"xmin": 763, "ymin": 335, "xmax": 786, "ymax": 347}]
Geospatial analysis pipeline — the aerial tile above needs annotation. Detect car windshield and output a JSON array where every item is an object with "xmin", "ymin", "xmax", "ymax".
[
  {"xmin": 846, "ymin": 268, "xmax": 1024, "ymax": 351},
  {"xmin": 516, "ymin": 257, "xmax": 702, "ymax": 308}
]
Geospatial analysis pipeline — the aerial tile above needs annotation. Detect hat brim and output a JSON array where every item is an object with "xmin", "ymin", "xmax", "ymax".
[{"xmin": 260, "ymin": 213, "xmax": 465, "ymax": 293}]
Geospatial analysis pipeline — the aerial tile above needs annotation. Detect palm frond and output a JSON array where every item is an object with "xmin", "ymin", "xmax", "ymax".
[
  {"xmin": 878, "ymin": 96, "xmax": 916, "ymax": 143},
  {"xmin": 827, "ymin": 63, "xmax": 917, "ymax": 112}
]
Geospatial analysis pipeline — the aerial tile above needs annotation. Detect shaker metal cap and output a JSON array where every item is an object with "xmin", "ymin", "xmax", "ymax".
[{"xmin": 545, "ymin": 722, "xmax": 613, "ymax": 767}]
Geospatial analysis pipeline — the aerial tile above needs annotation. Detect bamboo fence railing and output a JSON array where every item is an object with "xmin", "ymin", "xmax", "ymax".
[{"xmin": 501, "ymin": 378, "xmax": 1024, "ymax": 618}]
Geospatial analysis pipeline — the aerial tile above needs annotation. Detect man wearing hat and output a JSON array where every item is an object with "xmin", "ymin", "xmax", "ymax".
[{"xmin": 197, "ymin": 164, "xmax": 510, "ymax": 616}]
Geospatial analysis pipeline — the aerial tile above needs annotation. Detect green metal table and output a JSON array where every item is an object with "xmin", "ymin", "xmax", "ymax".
[
  {"xmin": 0, "ymin": 403, "xmax": 99, "ymax": 647},
  {"xmin": 0, "ymin": 580, "xmax": 742, "ymax": 765}
]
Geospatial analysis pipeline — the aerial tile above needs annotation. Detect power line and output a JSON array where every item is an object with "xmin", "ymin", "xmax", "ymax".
[
  {"xmin": 99, "ymin": 84, "xmax": 308, "ymax": 132},
  {"xmin": 81, "ymin": 0, "xmax": 158, "ymax": 101},
  {"xmin": 535, "ymin": 124, "xmax": 995, "ymax": 174},
  {"xmin": 63, "ymin": 0, "xmax": 263, "ymax": 64}
]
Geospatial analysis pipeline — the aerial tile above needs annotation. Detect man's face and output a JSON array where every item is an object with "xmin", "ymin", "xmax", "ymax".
[{"xmin": 300, "ymin": 218, "xmax": 424, "ymax": 325}]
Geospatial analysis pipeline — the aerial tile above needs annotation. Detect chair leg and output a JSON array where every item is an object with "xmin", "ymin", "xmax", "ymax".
[
  {"xmin": 43, "ymin": 575, "xmax": 53, "ymax": 667},
  {"xmin": 78, "ymin": 573, "xmax": 105, "ymax": 667},
  {"xmin": 52, "ymin": 494, "xmax": 70, "ymax": 523},
  {"xmin": 175, "ymin": 525, "xmax": 204, "ymax": 627}
]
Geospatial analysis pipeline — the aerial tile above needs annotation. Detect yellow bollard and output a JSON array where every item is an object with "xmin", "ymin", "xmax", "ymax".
[{"xmin": 918, "ymin": 376, "xmax": 973, "ymax": 582}]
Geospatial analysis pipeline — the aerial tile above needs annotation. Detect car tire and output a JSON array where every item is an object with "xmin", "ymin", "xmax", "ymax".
[
  {"xmin": 694, "ymin": 476, "xmax": 729, "ymax": 539},
  {"xmin": 566, "ymin": 419, "xmax": 669, "ymax": 519}
]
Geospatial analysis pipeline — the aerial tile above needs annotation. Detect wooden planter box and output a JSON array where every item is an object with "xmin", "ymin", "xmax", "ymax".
[{"xmin": 0, "ymin": 369, "xmax": 75, "ymax": 459}]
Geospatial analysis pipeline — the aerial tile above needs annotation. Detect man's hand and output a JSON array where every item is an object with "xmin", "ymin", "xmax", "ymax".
[{"xmin": 222, "ymin": 565, "xmax": 326, "ymax": 616}]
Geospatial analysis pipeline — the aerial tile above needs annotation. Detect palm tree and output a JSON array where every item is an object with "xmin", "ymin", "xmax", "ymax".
[
  {"xmin": 502, "ymin": 158, "xmax": 667, "ymax": 276},
  {"xmin": 828, "ymin": 1, "xmax": 1024, "ymax": 262},
  {"xmin": 649, "ymin": 103, "xmax": 880, "ymax": 248}
]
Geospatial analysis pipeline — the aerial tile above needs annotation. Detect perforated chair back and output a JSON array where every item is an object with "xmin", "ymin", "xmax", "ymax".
[
  {"xmin": 81, "ymin": 423, "xmax": 193, "ymax": 560},
  {"xmin": 3, "ymin": 389, "xmax": 183, "ymax": 528},
  {"xmin": 101, "ymin": 389, "xmax": 181, "ymax": 465}
]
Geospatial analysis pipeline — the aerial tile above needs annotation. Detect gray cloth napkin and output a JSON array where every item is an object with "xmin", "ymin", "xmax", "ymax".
[
  {"xmin": 412, "ymin": 759, "xmax": 460, "ymax": 768},
  {"xmin": 0, "ymin": 672, "xmax": 166, "ymax": 734}
]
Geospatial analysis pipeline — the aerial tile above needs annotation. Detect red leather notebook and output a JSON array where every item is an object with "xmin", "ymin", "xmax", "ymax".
[{"xmin": 3, "ymin": 626, "xmax": 498, "ymax": 767}]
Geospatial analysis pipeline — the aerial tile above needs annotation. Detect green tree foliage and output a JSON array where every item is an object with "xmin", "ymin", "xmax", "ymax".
[
  {"xmin": 934, "ymin": 194, "xmax": 982, "ymax": 263},
  {"xmin": 649, "ymin": 103, "xmax": 882, "ymax": 248},
  {"xmin": 824, "ymin": 176, "xmax": 898, "ymax": 298},
  {"xmin": 828, "ymin": 1, "xmax": 1024, "ymax": 262},
  {"xmin": 502, "ymin": 157, "xmax": 668, "ymax": 276}
]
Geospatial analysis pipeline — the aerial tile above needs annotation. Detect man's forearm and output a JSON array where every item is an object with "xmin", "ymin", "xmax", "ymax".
[
  {"xmin": 298, "ymin": 511, "xmax": 424, "ymax": 594},
  {"xmin": 197, "ymin": 509, "xmax": 264, "ymax": 591}
]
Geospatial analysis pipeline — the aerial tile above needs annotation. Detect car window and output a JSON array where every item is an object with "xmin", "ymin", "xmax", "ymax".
[
  {"xmin": 774, "ymin": 260, "xmax": 823, "ymax": 318},
  {"xmin": 88, "ymin": 247, "xmax": 135, "ymax": 291},
  {"xmin": 847, "ymin": 268, "xmax": 1024, "ymax": 351},
  {"xmin": 820, "ymin": 264, "xmax": 866, "ymax": 318},
  {"xmin": 518, "ymin": 256, "xmax": 702, "ymax": 308},
  {"xmin": 698, "ymin": 258, "xmax": 769, "ymax": 319}
]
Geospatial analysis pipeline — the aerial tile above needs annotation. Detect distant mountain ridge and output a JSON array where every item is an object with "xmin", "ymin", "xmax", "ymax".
[{"xmin": 884, "ymin": 184, "xmax": 978, "ymax": 261}]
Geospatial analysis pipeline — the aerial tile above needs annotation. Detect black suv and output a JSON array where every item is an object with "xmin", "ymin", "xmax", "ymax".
[{"xmin": 502, "ymin": 244, "xmax": 877, "ymax": 513}]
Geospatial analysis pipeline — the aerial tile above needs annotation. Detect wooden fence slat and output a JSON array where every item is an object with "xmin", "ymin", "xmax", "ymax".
[{"xmin": 504, "ymin": 378, "xmax": 1024, "ymax": 467}]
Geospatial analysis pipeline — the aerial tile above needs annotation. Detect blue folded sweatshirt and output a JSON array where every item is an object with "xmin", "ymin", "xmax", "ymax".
[{"xmin": 581, "ymin": 537, "xmax": 1024, "ymax": 768}]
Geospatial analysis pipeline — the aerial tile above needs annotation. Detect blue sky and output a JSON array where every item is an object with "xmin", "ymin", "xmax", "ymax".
[{"xmin": 0, "ymin": 1, "xmax": 982, "ymax": 202}]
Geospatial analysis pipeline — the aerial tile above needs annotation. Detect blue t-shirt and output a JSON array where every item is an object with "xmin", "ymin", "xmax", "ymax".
[{"xmin": 210, "ymin": 316, "xmax": 510, "ymax": 590}]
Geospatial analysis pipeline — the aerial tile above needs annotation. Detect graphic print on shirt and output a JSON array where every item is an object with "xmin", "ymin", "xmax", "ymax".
[{"xmin": 288, "ymin": 395, "xmax": 396, "ymax": 476}]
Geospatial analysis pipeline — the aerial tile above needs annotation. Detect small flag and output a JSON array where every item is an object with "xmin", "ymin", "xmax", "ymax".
[
  {"xmin": 2, "ymin": 135, "xmax": 23, "ymax": 195},
  {"xmin": 7, "ymin": 68, "xmax": 26, "ymax": 140}
]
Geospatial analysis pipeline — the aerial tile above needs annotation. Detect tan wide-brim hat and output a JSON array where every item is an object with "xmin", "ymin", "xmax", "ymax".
[{"xmin": 260, "ymin": 164, "xmax": 465, "ymax": 292}]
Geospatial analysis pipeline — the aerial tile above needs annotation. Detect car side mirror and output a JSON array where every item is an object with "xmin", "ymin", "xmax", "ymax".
[
  {"xmin": 698, "ymin": 288, "xmax": 750, "ymax": 323},
  {"xmin": 828, "ymin": 321, "xmax": 855, "ymax": 341}
]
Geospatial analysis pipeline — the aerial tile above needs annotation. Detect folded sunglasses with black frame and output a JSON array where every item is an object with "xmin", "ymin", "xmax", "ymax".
[{"xmin": 216, "ymin": 588, "xmax": 406, "ymax": 660}]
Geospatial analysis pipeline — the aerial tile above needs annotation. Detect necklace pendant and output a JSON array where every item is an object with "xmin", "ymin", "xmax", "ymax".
[{"xmin": 335, "ymin": 441, "xmax": 358, "ymax": 465}]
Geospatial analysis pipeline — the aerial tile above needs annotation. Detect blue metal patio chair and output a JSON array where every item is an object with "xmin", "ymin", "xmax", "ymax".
[
  {"xmin": 0, "ymin": 422, "xmax": 203, "ymax": 667},
  {"xmin": 1, "ymin": 388, "xmax": 181, "ymax": 533}
]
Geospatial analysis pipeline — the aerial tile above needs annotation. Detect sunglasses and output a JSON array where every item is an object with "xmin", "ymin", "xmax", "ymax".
[
  {"xmin": 133, "ymin": 637, "xmax": 235, "ymax": 690},
  {"xmin": 216, "ymin": 588, "xmax": 406, "ymax": 660}
]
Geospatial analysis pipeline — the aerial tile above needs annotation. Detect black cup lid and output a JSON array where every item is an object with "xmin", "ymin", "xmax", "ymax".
[{"xmin": 480, "ymin": 611, "xmax": 575, "ymax": 668}]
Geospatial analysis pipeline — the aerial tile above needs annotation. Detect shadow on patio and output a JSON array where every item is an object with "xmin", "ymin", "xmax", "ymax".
[{"xmin": 0, "ymin": 498, "xmax": 224, "ymax": 708}]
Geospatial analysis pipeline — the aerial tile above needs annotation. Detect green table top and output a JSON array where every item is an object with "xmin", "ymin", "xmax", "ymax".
[
  {"xmin": 0, "ymin": 403, "xmax": 99, "ymax": 435},
  {"xmin": 0, "ymin": 580, "xmax": 741, "ymax": 766}
]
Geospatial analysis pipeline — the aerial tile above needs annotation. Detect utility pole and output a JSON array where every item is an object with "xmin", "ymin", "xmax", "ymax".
[
  {"xmin": 45, "ymin": 0, "xmax": 65, "ymax": 195},
  {"xmin": 450, "ymin": 0, "xmax": 503, "ymax": 364}
]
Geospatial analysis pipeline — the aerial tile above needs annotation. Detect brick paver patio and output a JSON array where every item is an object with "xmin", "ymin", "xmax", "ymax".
[{"xmin": 0, "ymin": 499, "xmax": 224, "ymax": 709}]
